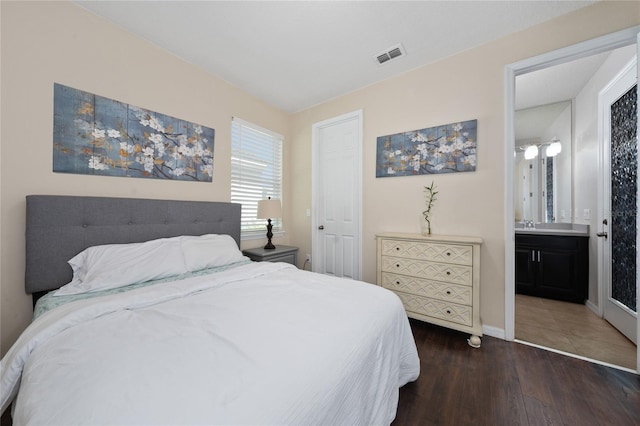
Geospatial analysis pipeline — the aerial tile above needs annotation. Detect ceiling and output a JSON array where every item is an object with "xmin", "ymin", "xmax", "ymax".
[
  {"xmin": 75, "ymin": 0, "xmax": 598, "ymax": 113},
  {"xmin": 515, "ymin": 51, "xmax": 611, "ymax": 111},
  {"xmin": 514, "ymin": 50, "xmax": 611, "ymax": 144},
  {"xmin": 514, "ymin": 99, "xmax": 572, "ymax": 144}
]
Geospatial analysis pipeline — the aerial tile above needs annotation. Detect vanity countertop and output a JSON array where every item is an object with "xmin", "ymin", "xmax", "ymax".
[{"xmin": 515, "ymin": 223, "xmax": 590, "ymax": 237}]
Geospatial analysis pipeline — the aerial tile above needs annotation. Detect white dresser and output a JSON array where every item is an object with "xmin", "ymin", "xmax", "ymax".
[{"xmin": 376, "ymin": 232, "xmax": 483, "ymax": 347}]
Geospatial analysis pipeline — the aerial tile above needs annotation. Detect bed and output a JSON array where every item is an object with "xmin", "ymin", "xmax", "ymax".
[{"xmin": 1, "ymin": 195, "xmax": 420, "ymax": 425}]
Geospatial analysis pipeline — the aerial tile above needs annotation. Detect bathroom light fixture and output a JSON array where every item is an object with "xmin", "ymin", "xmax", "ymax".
[
  {"xmin": 524, "ymin": 145, "xmax": 538, "ymax": 160},
  {"xmin": 519, "ymin": 138, "xmax": 561, "ymax": 160},
  {"xmin": 546, "ymin": 139, "xmax": 562, "ymax": 157}
]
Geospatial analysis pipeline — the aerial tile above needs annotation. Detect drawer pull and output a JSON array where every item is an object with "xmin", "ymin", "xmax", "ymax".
[
  {"xmin": 396, "ymin": 247, "xmax": 400, "ymax": 251},
  {"xmin": 446, "ymin": 290, "xmax": 451, "ymax": 295},
  {"xmin": 446, "ymin": 252, "xmax": 451, "ymax": 256},
  {"xmin": 395, "ymin": 281, "xmax": 400, "ymax": 285},
  {"xmin": 446, "ymin": 309, "xmax": 451, "ymax": 314},
  {"xmin": 446, "ymin": 271, "xmax": 451, "ymax": 275},
  {"xmin": 396, "ymin": 264, "xmax": 400, "ymax": 268}
]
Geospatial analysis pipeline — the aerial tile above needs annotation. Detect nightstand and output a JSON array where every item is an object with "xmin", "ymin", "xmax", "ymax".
[{"xmin": 242, "ymin": 245, "xmax": 299, "ymax": 266}]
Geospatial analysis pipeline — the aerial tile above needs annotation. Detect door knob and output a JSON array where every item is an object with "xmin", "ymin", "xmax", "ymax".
[
  {"xmin": 596, "ymin": 231, "xmax": 608, "ymax": 238},
  {"xmin": 318, "ymin": 225, "xmax": 324, "ymax": 230}
]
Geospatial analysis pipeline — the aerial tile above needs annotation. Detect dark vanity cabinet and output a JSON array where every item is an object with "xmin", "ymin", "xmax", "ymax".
[{"xmin": 515, "ymin": 234, "xmax": 589, "ymax": 303}]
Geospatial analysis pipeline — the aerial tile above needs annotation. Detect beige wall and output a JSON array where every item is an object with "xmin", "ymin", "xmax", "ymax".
[
  {"xmin": 0, "ymin": 1, "xmax": 290, "ymax": 354},
  {"xmin": 288, "ymin": 1, "xmax": 640, "ymax": 334}
]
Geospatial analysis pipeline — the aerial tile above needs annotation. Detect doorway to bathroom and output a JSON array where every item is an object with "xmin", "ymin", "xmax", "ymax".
[{"xmin": 505, "ymin": 27, "xmax": 640, "ymax": 372}]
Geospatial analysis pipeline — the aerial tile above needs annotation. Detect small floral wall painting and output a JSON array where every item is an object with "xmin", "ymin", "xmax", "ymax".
[
  {"xmin": 53, "ymin": 83, "xmax": 215, "ymax": 182},
  {"xmin": 376, "ymin": 119, "xmax": 477, "ymax": 177}
]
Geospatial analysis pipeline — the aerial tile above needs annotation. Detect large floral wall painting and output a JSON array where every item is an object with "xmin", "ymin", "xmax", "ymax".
[
  {"xmin": 53, "ymin": 83, "xmax": 215, "ymax": 182},
  {"xmin": 376, "ymin": 119, "xmax": 477, "ymax": 177}
]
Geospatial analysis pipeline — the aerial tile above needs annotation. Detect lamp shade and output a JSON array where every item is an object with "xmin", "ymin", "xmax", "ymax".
[{"xmin": 257, "ymin": 198, "xmax": 282, "ymax": 219}]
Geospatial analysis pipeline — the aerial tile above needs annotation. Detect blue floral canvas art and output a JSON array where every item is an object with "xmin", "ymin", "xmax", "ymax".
[
  {"xmin": 376, "ymin": 119, "xmax": 477, "ymax": 177},
  {"xmin": 53, "ymin": 83, "xmax": 215, "ymax": 182}
]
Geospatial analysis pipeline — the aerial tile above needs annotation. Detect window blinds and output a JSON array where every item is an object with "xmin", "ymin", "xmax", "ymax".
[{"xmin": 231, "ymin": 117, "xmax": 283, "ymax": 235}]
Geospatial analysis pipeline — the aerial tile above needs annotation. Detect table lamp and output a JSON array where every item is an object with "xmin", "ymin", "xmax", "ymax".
[{"xmin": 257, "ymin": 197, "xmax": 282, "ymax": 249}]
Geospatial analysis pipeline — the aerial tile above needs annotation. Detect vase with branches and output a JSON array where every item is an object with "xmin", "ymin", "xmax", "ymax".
[{"xmin": 422, "ymin": 181, "xmax": 438, "ymax": 235}]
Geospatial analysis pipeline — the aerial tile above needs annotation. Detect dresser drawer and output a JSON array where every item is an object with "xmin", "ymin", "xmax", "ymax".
[
  {"xmin": 395, "ymin": 291, "xmax": 473, "ymax": 327},
  {"xmin": 380, "ymin": 272, "xmax": 472, "ymax": 305},
  {"xmin": 380, "ymin": 239, "xmax": 472, "ymax": 266},
  {"xmin": 381, "ymin": 256, "xmax": 472, "ymax": 286}
]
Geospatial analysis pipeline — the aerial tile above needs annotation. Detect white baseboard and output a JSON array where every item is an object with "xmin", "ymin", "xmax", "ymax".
[
  {"xmin": 585, "ymin": 299, "xmax": 601, "ymax": 317},
  {"xmin": 482, "ymin": 324, "xmax": 505, "ymax": 340}
]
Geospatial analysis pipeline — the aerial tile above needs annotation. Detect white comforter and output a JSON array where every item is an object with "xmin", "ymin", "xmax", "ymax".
[{"xmin": 1, "ymin": 262, "xmax": 419, "ymax": 425}]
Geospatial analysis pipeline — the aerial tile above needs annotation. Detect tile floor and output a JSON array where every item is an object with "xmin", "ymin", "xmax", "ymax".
[{"xmin": 515, "ymin": 294, "xmax": 637, "ymax": 370}]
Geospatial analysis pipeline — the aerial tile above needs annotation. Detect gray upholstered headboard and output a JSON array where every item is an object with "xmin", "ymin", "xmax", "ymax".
[{"xmin": 26, "ymin": 195, "xmax": 241, "ymax": 295}]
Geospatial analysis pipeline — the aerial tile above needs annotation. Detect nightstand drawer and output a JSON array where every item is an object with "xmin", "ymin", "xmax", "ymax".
[
  {"xmin": 242, "ymin": 245, "xmax": 299, "ymax": 266},
  {"xmin": 264, "ymin": 253, "xmax": 296, "ymax": 264}
]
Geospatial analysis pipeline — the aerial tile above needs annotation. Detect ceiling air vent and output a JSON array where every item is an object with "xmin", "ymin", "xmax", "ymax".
[{"xmin": 374, "ymin": 43, "xmax": 406, "ymax": 65}]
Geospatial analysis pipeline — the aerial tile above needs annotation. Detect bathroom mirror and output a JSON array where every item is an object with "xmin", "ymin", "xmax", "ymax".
[{"xmin": 514, "ymin": 100, "xmax": 572, "ymax": 223}]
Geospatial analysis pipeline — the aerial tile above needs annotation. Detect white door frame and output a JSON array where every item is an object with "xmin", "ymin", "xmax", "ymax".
[
  {"xmin": 504, "ymin": 27, "xmax": 640, "ymax": 371},
  {"xmin": 311, "ymin": 109, "xmax": 363, "ymax": 279}
]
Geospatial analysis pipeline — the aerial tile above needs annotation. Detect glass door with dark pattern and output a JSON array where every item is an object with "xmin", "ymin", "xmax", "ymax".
[{"xmin": 601, "ymin": 58, "xmax": 637, "ymax": 345}]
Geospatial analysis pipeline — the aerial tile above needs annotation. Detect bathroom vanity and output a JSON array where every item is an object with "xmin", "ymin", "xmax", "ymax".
[{"xmin": 515, "ymin": 223, "xmax": 589, "ymax": 304}]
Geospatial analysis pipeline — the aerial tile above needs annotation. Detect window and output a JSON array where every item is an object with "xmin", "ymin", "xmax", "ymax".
[{"xmin": 231, "ymin": 117, "xmax": 283, "ymax": 237}]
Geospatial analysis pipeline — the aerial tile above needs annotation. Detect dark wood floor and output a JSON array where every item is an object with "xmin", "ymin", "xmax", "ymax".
[
  {"xmin": 393, "ymin": 319, "xmax": 640, "ymax": 426},
  {"xmin": 3, "ymin": 319, "xmax": 638, "ymax": 426}
]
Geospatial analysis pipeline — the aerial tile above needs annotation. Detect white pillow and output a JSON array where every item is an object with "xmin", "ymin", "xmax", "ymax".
[
  {"xmin": 180, "ymin": 234, "xmax": 244, "ymax": 272},
  {"xmin": 56, "ymin": 237, "xmax": 188, "ymax": 296}
]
